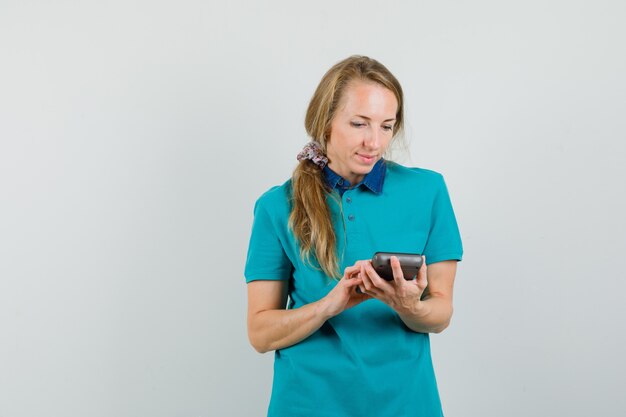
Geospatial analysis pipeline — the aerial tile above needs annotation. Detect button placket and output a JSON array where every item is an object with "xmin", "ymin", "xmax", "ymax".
[
  {"xmin": 343, "ymin": 191, "xmax": 359, "ymax": 241},
  {"xmin": 344, "ymin": 191, "xmax": 355, "ymax": 222}
]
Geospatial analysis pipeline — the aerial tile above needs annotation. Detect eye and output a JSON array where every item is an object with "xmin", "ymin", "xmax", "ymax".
[
  {"xmin": 350, "ymin": 122, "xmax": 366, "ymax": 128},
  {"xmin": 382, "ymin": 125, "xmax": 394, "ymax": 131}
]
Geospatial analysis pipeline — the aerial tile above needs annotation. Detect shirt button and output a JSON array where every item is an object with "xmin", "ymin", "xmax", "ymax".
[
  {"xmin": 348, "ymin": 214, "xmax": 355, "ymax": 221},
  {"xmin": 338, "ymin": 179, "xmax": 344, "ymax": 185},
  {"xmin": 346, "ymin": 197, "xmax": 352, "ymax": 203}
]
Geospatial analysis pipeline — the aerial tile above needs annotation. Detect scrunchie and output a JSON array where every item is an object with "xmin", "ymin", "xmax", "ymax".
[{"xmin": 296, "ymin": 141, "xmax": 329, "ymax": 169}]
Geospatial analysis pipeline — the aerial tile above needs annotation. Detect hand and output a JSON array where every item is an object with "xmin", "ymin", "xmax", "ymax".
[
  {"xmin": 358, "ymin": 256, "xmax": 428, "ymax": 315},
  {"xmin": 319, "ymin": 264, "xmax": 372, "ymax": 318}
]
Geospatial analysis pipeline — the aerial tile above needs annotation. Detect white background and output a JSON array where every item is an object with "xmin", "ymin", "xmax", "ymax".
[{"xmin": 1, "ymin": 1, "xmax": 625, "ymax": 416}]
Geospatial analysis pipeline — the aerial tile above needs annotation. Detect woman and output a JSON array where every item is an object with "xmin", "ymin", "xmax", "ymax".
[{"xmin": 244, "ymin": 55, "xmax": 463, "ymax": 417}]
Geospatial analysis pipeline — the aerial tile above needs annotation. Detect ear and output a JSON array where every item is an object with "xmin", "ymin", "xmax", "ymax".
[{"xmin": 322, "ymin": 132, "xmax": 331, "ymax": 147}]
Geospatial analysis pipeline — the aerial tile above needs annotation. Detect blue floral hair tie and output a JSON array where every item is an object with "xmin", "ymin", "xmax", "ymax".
[{"xmin": 297, "ymin": 141, "xmax": 329, "ymax": 169}]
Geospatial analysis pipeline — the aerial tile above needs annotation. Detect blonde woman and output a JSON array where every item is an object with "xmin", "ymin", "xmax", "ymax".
[{"xmin": 244, "ymin": 55, "xmax": 463, "ymax": 417}]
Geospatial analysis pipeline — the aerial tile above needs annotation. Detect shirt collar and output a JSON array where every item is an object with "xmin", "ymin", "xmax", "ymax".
[{"xmin": 322, "ymin": 158, "xmax": 386, "ymax": 195}]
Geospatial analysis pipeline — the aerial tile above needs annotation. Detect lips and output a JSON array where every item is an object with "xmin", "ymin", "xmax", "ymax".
[{"xmin": 356, "ymin": 153, "xmax": 377, "ymax": 164}]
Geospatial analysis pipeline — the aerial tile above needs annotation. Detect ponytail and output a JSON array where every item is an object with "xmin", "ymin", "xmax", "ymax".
[{"xmin": 288, "ymin": 160, "xmax": 341, "ymax": 280}]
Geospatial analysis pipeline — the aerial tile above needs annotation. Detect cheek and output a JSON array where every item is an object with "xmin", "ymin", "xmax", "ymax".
[
  {"xmin": 328, "ymin": 128, "xmax": 353, "ymax": 154},
  {"xmin": 342, "ymin": 130, "xmax": 365, "ymax": 150}
]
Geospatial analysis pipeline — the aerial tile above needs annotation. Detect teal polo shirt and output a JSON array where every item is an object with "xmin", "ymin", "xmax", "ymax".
[{"xmin": 244, "ymin": 160, "xmax": 463, "ymax": 417}]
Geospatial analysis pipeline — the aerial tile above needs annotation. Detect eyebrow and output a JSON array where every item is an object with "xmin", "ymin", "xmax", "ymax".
[{"xmin": 354, "ymin": 115, "xmax": 396, "ymax": 123}]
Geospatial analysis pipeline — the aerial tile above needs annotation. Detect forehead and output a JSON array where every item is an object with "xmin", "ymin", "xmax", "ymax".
[{"xmin": 337, "ymin": 80, "xmax": 398, "ymax": 118}]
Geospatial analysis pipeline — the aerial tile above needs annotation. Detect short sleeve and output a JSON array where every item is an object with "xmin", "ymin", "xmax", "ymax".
[
  {"xmin": 422, "ymin": 174, "xmax": 464, "ymax": 265},
  {"xmin": 244, "ymin": 195, "xmax": 293, "ymax": 283}
]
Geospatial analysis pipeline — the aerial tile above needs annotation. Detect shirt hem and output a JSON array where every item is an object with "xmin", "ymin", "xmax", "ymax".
[
  {"xmin": 425, "ymin": 253, "xmax": 463, "ymax": 265},
  {"xmin": 245, "ymin": 275, "xmax": 290, "ymax": 283}
]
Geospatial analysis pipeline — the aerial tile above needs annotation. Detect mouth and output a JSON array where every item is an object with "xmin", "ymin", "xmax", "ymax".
[{"xmin": 356, "ymin": 153, "xmax": 377, "ymax": 164}]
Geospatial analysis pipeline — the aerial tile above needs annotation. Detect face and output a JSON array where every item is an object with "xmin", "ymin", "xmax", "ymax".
[{"xmin": 326, "ymin": 80, "xmax": 398, "ymax": 185}]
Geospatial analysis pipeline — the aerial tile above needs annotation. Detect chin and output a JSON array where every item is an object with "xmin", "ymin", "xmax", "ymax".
[
  {"xmin": 353, "ymin": 166, "xmax": 373, "ymax": 175},
  {"xmin": 357, "ymin": 161, "xmax": 376, "ymax": 169}
]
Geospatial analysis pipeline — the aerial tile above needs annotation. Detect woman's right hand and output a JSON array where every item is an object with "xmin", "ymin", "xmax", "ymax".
[
  {"xmin": 319, "ymin": 263, "xmax": 372, "ymax": 319},
  {"xmin": 247, "ymin": 262, "xmax": 371, "ymax": 353}
]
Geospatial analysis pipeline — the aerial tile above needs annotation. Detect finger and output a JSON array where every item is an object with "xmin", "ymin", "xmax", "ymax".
[
  {"xmin": 390, "ymin": 256, "xmax": 406, "ymax": 287},
  {"xmin": 363, "ymin": 290, "xmax": 377, "ymax": 298},
  {"xmin": 363, "ymin": 261, "xmax": 393, "ymax": 292},
  {"xmin": 360, "ymin": 264, "xmax": 375, "ymax": 292},
  {"xmin": 343, "ymin": 260, "xmax": 371, "ymax": 279},
  {"xmin": 343, "ymin": 276, "xmax": 363, "ymax": 288},
  {"xmin": 343, "ymin": 264, "xmax": 361, "ymax": 279}
]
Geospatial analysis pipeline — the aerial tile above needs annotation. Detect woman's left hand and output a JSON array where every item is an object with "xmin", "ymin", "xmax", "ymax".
[{"xmin": 357, "ymin": 256, "xmax": 428, "ymax": 315}]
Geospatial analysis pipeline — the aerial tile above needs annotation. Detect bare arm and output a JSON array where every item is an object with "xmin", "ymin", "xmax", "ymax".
[
  {"xmin": 246, "ymin": 265, "xmax": 370, "ymax": 353},
  {"xmin": 359, "ymin": 257, "xmax": 458, "ymax": 334},
  {"xmin": 396, "ymin": 261, "xmax": 456, "ymax": 333}
]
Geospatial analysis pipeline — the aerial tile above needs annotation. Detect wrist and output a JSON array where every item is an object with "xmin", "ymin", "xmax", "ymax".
[
  {"xmin": 399, "ymin": 299, "xmax": 430, "ymax": 319},
  {"xmin": 315, "ymin": 297, "xmax": 336, "ymax": 321}
]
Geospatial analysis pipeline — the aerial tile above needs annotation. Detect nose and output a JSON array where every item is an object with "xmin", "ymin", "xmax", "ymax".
[{"xmin": 363, "ymin": 127, "xmax": 381, "ymax": 149}]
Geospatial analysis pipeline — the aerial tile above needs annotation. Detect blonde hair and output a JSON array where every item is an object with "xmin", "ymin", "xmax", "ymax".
[{"xmin": 288, "ymin": 55, "xmax": 405, "ymax": 280}]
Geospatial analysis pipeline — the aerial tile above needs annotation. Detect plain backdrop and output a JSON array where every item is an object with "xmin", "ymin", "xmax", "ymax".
[{"xmin": 1, "ymin": 1, "xmax": 625, "ymax": 416}]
